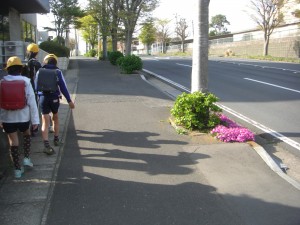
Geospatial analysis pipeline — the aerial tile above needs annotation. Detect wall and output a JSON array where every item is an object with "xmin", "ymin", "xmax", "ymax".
[{"xmin": 209, "ymin": 36, "xmax": 300, "ymax": 58}]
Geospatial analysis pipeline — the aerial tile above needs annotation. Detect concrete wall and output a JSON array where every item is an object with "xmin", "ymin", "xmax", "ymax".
[
  {"xmin": 209, "ymin": 36, "xmax": 300, "ymax": 58},
  {"xmin": 9, "ymin": 8, "xmax": 22, "ymax": 41}
]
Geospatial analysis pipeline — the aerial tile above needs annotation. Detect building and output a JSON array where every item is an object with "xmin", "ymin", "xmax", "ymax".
[{"xmin": 0, "ymin": 0, "xmax": 50, "ymax": 66}]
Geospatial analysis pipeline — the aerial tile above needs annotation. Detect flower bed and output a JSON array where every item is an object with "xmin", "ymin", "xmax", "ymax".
[{"xmin": 211, "ymin": 114, "xmax": 255, "ymax": 143}]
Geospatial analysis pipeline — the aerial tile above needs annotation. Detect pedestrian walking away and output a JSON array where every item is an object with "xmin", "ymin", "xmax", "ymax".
[
  {"xmin": 0, "ymin": 56, "xmax": 40, "ymax": 179},
  {"xmin": 24, "ymin": 43, "xmax": 42, "ymax": 136},
  {"xmin": 35, "ymin": 54, "xmax": 75, "ymax": 155}
]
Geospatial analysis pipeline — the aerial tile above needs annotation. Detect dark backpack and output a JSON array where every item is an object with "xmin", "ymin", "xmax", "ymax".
[
  {"xmin": 36, "ymin": 68, "xmax": 59, "ymax": 93},
  {"xmin": 0, "ymin": 80, "xmax": 26, "ymax": 110}
]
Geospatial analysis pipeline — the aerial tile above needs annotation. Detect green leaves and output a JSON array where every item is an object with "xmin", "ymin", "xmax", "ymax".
[
  {"xmin": 171, "ymin": 92, "xmax": 222, "ymax": 131},
  {"xmin": 116, "ymin": 55, "xmax": 143, "ymax": 74}
]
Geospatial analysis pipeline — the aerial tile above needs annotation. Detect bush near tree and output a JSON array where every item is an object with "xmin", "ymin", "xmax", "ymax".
[
  {"xmin": 116, "ymin": 55, "xmax": 143, "ymax": 74},
  {"xmin": 171, "ymin": 92, "xmax": 222, "ymax": 131},
  {"xmin": 39, "ymin": 41, "xmax": 70, "ymax": 57},
  {"xmin": 108, "ymin": 51, "xmax": 124, "ymax": 65}
]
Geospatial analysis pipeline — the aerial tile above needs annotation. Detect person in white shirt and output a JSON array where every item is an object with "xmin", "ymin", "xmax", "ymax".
[{"xmin": 0, "ymin": 56, "xmax": 39, "ymax": 178}]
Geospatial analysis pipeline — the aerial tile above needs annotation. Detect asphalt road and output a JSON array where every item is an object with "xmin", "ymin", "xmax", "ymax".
[
  {"xmin": 141, "ymin": 56, "xmax": 300, "ymax": 153},
  {"xmin": 42, "ymin": 58, "xmax": 300, "ymax": 225}
]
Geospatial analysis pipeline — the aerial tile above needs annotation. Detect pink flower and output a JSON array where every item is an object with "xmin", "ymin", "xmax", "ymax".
[{"xmin": 211, "ymin": 115, "xmax": 255, "ymax": 142}]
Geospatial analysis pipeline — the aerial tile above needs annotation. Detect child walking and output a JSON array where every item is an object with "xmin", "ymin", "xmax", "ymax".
[
  {"xmin": 0, "ymin": 56, "xmax": 39, "ymax": 178},
  {"xmin": 35, "ymin": 54, "xmax": 75, "ymax": 155}
]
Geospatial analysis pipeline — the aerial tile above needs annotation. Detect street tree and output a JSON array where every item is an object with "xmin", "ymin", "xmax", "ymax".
[
  {"xmin": 155, "ymin": 19, "xmax": 171, "ymax": 54},
  {"xmin": 249, "ymin": 0, "xmax": 288, "ymax": 56},
  {"xmin": 49, "ymin": 0, "xmax": 84, "ymax": 45},
  {"xmin": 175, "ymin": 18, "xmax": 189, "ymax": 53},
  {"xmin": 191, "ymin": 0, "xmax": 210, "ymax": 93},
  {"xmin": 88, "ymin": 0, "xmax": 111, "ymax": 59},
  {"xmin": 209, "ymin": 14, "xmax": 230, "ymax": 36},
  {"xmin": 121, "ymin": 0, "xmax": 158, "ymax": 55},
  {"xmin": 79, "ymin": 15, "xmax": 98, "ymax": 50},
  {"xmin": 139, "ymin": 19, "xmax": 156, "ymax": 54}
]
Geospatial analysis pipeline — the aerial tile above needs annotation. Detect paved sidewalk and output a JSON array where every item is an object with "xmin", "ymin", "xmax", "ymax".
[{"xmin": 0, "ymin": 57, "xmax": 300, "ymax": 225}]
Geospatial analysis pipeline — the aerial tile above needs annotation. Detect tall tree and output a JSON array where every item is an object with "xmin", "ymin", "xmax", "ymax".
[
  {"xmin": 107, "ymin": 0, "xmax": 123, "ymax": 52},
  {"xmin": 155, "ymin": 19, "xmax": 171, "ymax": 54},
  {"xmin": 249, "ymin": 0, "xmax": 288, "ymax": 56},
  {"xmin": 50, "ymin": 0, "xmax": 84, "ymax": 45},
  {"xmin": 191, "ymin": 0, "xmax": 210, "ymax": 93},
  {"xmin": 175, "ymin": 18, "xmax": 189, "ymax": 53},
  {"xmin": 209, "ymin": 14, "xmax": 230, "ymax": 35},
  {"xmin": 139, "ymin": 20, "xmax": 156, "ymax": 54},
  {"xmin": 88, "ymin": 0, "xmax": 110, "ymax": 59},
  {"xmin": 79, "ymin": 15, "xmax": 98, "ymax": 50},
  {"xmin": 121, "ymin": 0, "xmax": 158, "ymax": 55}
]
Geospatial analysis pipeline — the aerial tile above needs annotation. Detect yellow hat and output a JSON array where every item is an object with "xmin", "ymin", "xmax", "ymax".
[
  {"xmin": 44, "ymin": 54, "xmax": 58, "ymax": 63},
  {"xmin": 5, "ymin": 56, "xmax": 23, "ymax": 69},
  {"xmin": 27, "ymin": 43, "xmax": 39, "ymax": 53}
]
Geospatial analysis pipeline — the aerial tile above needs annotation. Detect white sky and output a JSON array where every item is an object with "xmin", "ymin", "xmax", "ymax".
[
  {"xmin": 36, "ymin": 0, "xmax": 257, "ymax": 52},
  {"xmin": 37, "ymin": 0, "xmax": 257, "ymax": 33}
]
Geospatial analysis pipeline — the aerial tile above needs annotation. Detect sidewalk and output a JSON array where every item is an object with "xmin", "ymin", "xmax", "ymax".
[{"xmin": 0, "ymin": 57, "xmax": 300, "ymax": 225}]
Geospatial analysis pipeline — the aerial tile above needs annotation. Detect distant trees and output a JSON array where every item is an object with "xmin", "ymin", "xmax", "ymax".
[
  {"xmin": 249, "ymin": 0, "xmax": 288, "ymax": 56},
  {"xmin": 139, "ymin": 20, "xmax": 156, "ymax": 54},
  {"xmin": 175, "ymin": 18, "xmax": 189, "ymax": 52},
  {"xmin": 209, "ymin": 14, "xmax": 230, "ymax": 36},
  {"xmin": 78, "ymin": 15, "xmax": 98, "ymax": 50},
  {"xmin": 48, "ymin": 0, "xmax": 84, "ymax": 45},
  {"xmin": 155, "ymin": 19, "xmax": 171, "ymax": 54}
]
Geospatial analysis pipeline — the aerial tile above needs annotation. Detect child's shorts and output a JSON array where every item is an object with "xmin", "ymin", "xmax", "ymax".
[
  {"xmin": 39, "ymin": 94, "xmax": 60, "ymax": 114},
  {"xmin": 2, "ymin": 121, "xmax": 30, "ymax": 134}
]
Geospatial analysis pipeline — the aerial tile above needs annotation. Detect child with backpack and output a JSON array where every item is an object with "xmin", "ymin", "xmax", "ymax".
[
  {"xmin": 25, "ymin": 43, "xmax": 42, "ymax": 136},
  {"xmin": 35, "ymin": 54, "xmax": 75, "ymax": 155},
  {"xmin": 0, "ymin": 56, "xmax": 40, "ymax": 178}
]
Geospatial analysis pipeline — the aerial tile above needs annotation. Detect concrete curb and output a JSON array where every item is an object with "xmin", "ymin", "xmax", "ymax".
[{"xmin": 141, "ymin": 70, "xmax": 300, "ymax": 191}]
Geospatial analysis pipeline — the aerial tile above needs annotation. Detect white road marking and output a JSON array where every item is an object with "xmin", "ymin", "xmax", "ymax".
[
  {"xmin": 176, "ymin": 63, "xmax": 192, "ymax": 67},
  {"xmin": 244, "ymin": 78, "xmax": 300, "ymax": 94}
]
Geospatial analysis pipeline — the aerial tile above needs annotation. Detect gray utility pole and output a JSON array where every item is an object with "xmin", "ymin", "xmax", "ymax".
[{"xmin": 191, "ymin": 0, "xmax": 210, "ymax": 93}]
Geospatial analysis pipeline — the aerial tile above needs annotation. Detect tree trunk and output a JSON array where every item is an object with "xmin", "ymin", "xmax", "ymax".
[
  {"xmin": 125, "ymin": 30, "xmax": 132, "ymax": 55},
  {"xmin": 102, "ymin": 35, "xmax": 108, "ymax": 60},
  {"xmin": 191, "ymin": 0, "xmax": 210, "ymax": 93},
  {"xmin": 111, "ymin": 27, "xmax": 118, "ymax": 52},
  {"xmin": 182, "ymin": 41, "xmax": 185, "ymax": 53},
  {"xmin": 264, "ymin": 37, "xmax": 269, "ymax": 56}
]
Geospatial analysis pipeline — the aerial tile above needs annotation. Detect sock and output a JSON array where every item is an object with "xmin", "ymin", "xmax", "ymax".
[
  {"xmin": 10, "ymin": 146, "xmax": 21, "ymax": 170},
  {"xmin": 23, "ymin": 135, "xmax": 31, "ymax": 158},
  {"xmin": 44, "ymin": 140, "xmax": 50, "ymax": 148},
  {"xmin": 54, "ymin": 135, "xmax": 59, "ymax": 142}
]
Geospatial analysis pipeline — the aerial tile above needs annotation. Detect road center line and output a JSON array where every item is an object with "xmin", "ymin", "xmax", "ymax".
[
  {"xmin": 244, "ymin": 78, "xmax": 300, "ymax": 94},
  {"xmin": 176, "ymin": 63, "xmax": 192, "ymax": 67}
]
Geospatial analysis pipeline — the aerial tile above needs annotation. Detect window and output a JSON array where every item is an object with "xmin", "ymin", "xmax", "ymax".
[
  {"xmin": 0, "ymin": 14, "xmax": 9, "ymax": 42},
  {"xmin": 22, "ymin": 20, "xmax": 36, "ymax": 43}
]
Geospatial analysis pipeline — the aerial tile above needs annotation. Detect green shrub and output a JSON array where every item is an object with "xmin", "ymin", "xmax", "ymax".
[
  {"xmin": 108, "ymin": 51, "xmax": 124, "ymax": 65},
  {"xmin": 116, "ymin": 54, "xmax": 143, "ymax": 74},
  {"xmin": 39, "ymin": 41, "xmax": 70, "ymax": 57},
  {"xmin": 86, "ymin": 49, "xmax": 97, "ymax": 57},
  {"xmin": 171, "ymin": 92, "xmax": 222, "ymax": 131}
]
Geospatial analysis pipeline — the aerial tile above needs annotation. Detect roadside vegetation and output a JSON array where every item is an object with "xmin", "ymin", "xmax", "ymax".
[{"xmin": 170, "ymin": 92, "xmax": 255, "ymax": 143}]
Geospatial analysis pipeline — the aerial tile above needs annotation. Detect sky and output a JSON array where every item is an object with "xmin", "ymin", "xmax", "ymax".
[
  {"xmin": 36, "ymin": 0, "xmax": 258, "ymax": 52},
  {"xmin": 37, "ymin": 0, "xmax": 257, "ymax": 33}
]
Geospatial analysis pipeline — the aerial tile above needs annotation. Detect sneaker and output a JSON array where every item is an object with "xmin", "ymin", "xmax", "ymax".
[
  {"xmin": 23, "ymin": 157, "xmax": 33, "ymax": 167},
  {"xmin": 14, "ymin": 167, "xmax": 24, "ymax": 179},
  {"xmin": 43, "ymin": 146, "xmax": 56, "ymax": 155},
  {"xmin": 53, "ymin": 139, "xmax": 63, "ymax": 146}
]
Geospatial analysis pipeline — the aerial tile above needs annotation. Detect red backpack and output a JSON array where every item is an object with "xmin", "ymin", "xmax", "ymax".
[{"xmin": 0, "ymin": 79, "xmax": 26, "ymax": 110}]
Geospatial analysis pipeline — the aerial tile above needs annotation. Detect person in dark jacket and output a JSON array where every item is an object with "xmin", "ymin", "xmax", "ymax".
[
  {"xmin": 35, "ymin": 54, "xmax": 75, "ymax": 155},
  {"xmin": 25, "ymin": 43, "xmax": 42, "ymax": 136}
]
